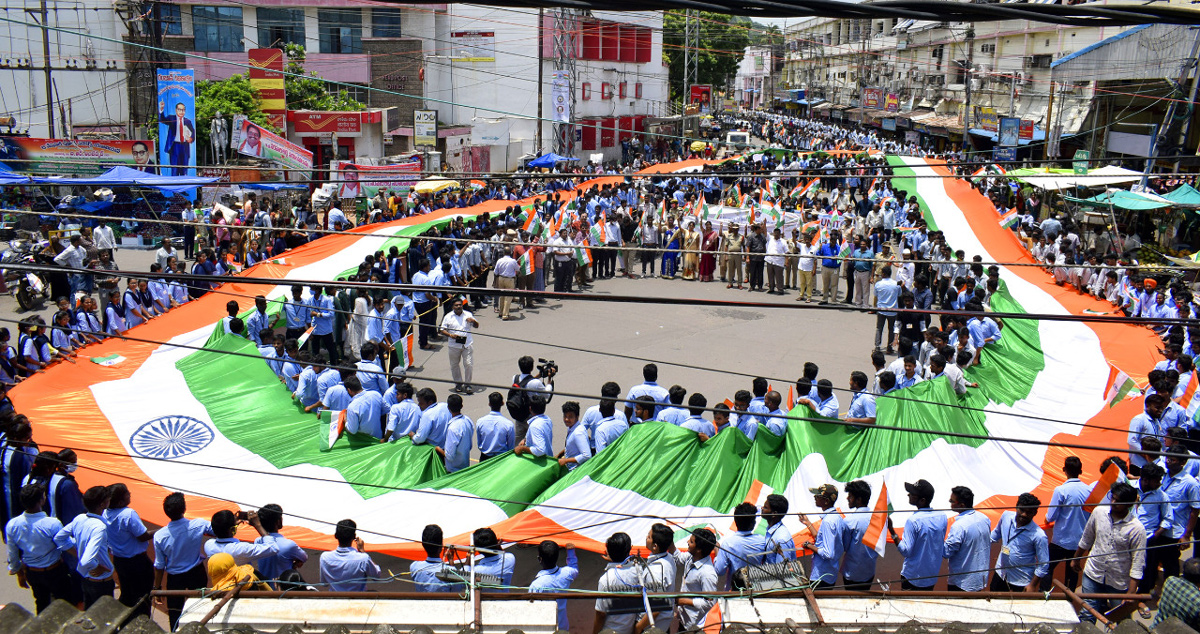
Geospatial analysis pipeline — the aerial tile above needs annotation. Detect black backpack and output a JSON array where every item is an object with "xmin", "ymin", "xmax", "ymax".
[{"xmin": 506, "ymin": 374, "xmax": 534, "ymax": 420}]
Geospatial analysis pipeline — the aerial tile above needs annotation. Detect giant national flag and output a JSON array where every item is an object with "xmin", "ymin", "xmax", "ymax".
[{"xmin": 10, "ymin": 155, "xmax": 1163, "ymax": 562}]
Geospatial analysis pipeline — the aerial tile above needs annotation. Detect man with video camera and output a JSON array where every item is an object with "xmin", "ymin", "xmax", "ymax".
[{"xmin": 508, "ymin": 355, "xmax": 556, "ymax": 441}]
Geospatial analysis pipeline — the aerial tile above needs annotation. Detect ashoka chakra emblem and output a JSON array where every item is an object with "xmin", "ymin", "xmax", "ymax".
[{"xmin": 131, "ymin": 416, "xmax": 214, "ymax": 459}]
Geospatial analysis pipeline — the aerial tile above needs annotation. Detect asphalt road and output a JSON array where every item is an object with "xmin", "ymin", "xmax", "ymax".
[{"xmin": 0, "ymin": 244, "xmax": 891, "ymax": 629}]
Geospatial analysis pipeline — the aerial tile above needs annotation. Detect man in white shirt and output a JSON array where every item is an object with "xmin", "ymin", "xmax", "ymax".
[
  {"xmin": 548, "ymin": 228, "xmax": 576, "ymax": 293},
  {"xmin": 493, "ymin": 248, "xmax": 518, "ymax": 321},
  {"xmin": 765, "ymin": 227, "xmax": 788, "ymax": 295},
  {"xmin": 53, "ymin": 235, "xmax": 88, "ymax": 296},
  {"xmin": 92, "ymin": 223, "xmax": 115, "ymax": 259},
  {"xmin": 439, "ymin": 298, "xmax": 479, "ymax": 394},
  {"xmin": 796, "ymin": 229, "xmax": 817, "ymax": 302}
]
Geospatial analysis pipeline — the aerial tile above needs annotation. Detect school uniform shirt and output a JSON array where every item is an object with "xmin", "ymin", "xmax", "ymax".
[
  {"xmin": 595, "ymin": 558, "xmax": 644, "ymax": 634},
  {"xmin": 764, "ymin": 520, "xmax": 795, "ymax": 564},
  {"xmin": 673, "ymin": 550, "xmax": 717, "ymax": 630},
  {"xmin": 594, "ymin": 417, "xmax": 630, "ymax": 453},
  {"xmin": 897, "ymin": 507, "xmax": 948, "ymax": 588},
  {"xmin": 991, "ymin": 511, "xmax": 1050, "ymax": 587},
  {"xmin": 443, "ymin": 414, "xmax": 474, "ymax": 472},
  {"xmin": 54, "ymin": 513, "xmax": 113, "ymax": 580},
  {"xmin": 293, "ymin": 367, "xmax": 319, "ymax": 407},
  {"xmin": 809, "ymin": 510, "xmax": 845, "ymax": 584},
  {"xmin": 103, "ymin": 506, "xmax": 149, "ymax": 559},
  {"xmin": 346, "ymin": 390, "xmax": 384, "ymax": 438},
  {"xmin": 625, "ymin": 382, "xmax": 670, "ymax": 417},
  {"xmin": 681, "ymin": 415, "xmax": 716, "ymax": 437},
  {"xmin": 319, "ymin": 547, "xmax": 381, "ymax": 591},
  {"xmin": 943, "ymin": 509, "xmax": 991, "ymax": 591},
  {"xmin": 355, "ymin": 361, "xmax": 387, "ymax": 395},
  {"xmin": 6, "ymin": 511, "xmax": 63, "ymax": 573},
  {"xmin": 713, "ymin": 530, "xmax": 767, "ymax": 589},
  {"xmin": 254, "ymin": 532, "xmax": 308, "ymax": 583},
  {"xmin": 562, "ymin": 423, "xmax": 591, "ymax": 470},
  {"xmin": 1046, "ymin": 478, "xmax": 1096, "ymax": 550},
  {"xmin": 386, "ymin": 399, "xmax": 424, "ymax": 439},
  {"xmin": 1161, "ymin": 470, "xmax": 1200, "ymax": 539},
  {"xmin": 409, "ymin": 557, "xmax": 464, "ymax": 592},
  {"xmin": 1137, "ymin": 486, "xmax": 1174, "ymax": 537},
  {"xmin": 413, "ymin": 402, "xmax": 451, "ymax": 447},
  {"xmin": 841, "ymin": 507, "xmax": 879, "ymax": 584},
  {"xmin": 524, "ymin": 414, "xmax": 554, "ymax": 457},
  {"xmin": 475, "ymin": 411, "xmax": 515, "ymax": 455}
]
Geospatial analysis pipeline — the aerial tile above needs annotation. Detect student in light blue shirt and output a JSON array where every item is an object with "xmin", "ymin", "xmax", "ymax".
[
  {"xmin": 990, "ymin": 492, "xmax": 1050, "ymax": 591},
  {"xmin": 410, "ymin": 524, "xmax": 463, "ymax": 592},
  {"xmin": 314, "ymin": 364, "xmax": 342, "ymax": 404},
  {"xmin": 733, "ymin": 390, "xmax": 760, "ymax": 440},
  {"xmin": 581, "ymin": 382, "xmax": 624, "ymax": 450},
  {"xmin": 439, "ymin": 395, "xmax": 474, "ymax": 472},
  {"xmin": 364, "ymin": 296, "xmax": 387, "ymax": 346},
  {"xmin": 762, "ymin": 494, "xmax": 795, "ymax": 564},
  {"xmin": 7, "ymin": 482, "xmax": 76, "ymax": 612},
  {"xmin": 283, "ymin": 285, "xmax": 310, "ymax": 338},
  {"xmin": 744, "ymin": 377, "xmax": 771, "ymax": 428},
  {"xmin": 319, "ymin": 520, "xmax": 381, "ymax": 592},
  {"xmin": 624, "ymin": 363, "xmax": 670, "ymax": 419},
  {"xmin": 797, "ymin": 379, "xmax": 839, "ymax": 418},
  {"xmin": 307, "ymin": 286, "xmax": 337, "ymax": 363},
  {"xmin": 887, "ymin": 479, "xmax": 948, "ymax": 590},
  {"xmin": 1045, "ymin": 456, "xmax": 1095, "ymax": 591},
  {"xmin": 516, "ymin": 394, "xmax": 554, "ymax": 458},
  {"xmin": 202, "ymin": 510, "xmax": 278, "ymax": 566},
  {"xmin": 476, "ymin": 393, "xmax": 516, "ymax": 460},
  {"xmin": 763, "ymin": 390, "xmax": 788, "ymax": 436},
  {"xmin": 253, "ymin": 504, "xmax": 308, "ymax": 589},
  {"xmin": 384, "ymin": 382, "xmax": 422, "ymax": 442},
  {"xmin": 472, "ymin": 528, "xmax": 516, "ymax": 589},
  {"xmin": 353, "ymin": 344, "xmax": 387, "ymax": 395},
  {"xmin": 411, "ymin": 388, "xmax": 451, "ymax": 447},
  {"xmin": 841, "ymin": 480, "xmax": 879, "ymax": 590},
  {"xmin": 714, "ymin": 502, "xmax": 769, "ymax": 590},
  {"xmin": 245, "ymin": 295, "xmax": 273, "ymax": 346},
  {"xmin": 558, "ymin": 401, "xmax": 591, "ymax": 470},
  {"xmin": 103, "ymin": 483, "xmax": 153, "ymax": 617},
  {"xmin": 595, "ymin": 398, "xmax": 633, "ymax": 453},
  {"xmin": 943, "ymin": 485, "xmax": 992, "ymax": 592},
  {"xmin": 798, "ymin": 484, "xmax": 845, "ymax": 588},
  {"xmin": 292, "ymin": 354, "xmax": 320, "ymax": 409},
  {"xmin": 658, "ymin": 384, "xmax": 690, "ymax": 426},
  {"xmin": 54, "ymin": 486, "xmax": 115, "ymax": 607},
  {"xmin": 844, "ymin": 372, "xmax": 877, "ymax": 427},
  {"xmin": 529, "ymin": 540, "xmax": 579, "ymax": 630},
  {"xmin": 345, "ymin": 378, "xmax": 384, "ymax": 439},
  {"xmin": 681, "ymin": 393, "xmax": 717, "ymax": 440}
]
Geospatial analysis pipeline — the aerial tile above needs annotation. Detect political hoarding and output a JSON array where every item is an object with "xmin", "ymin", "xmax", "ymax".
[
  {"xmin": 999, "ymin": 117, "xmax": 1020, "ymax": 147},
  {"xmin": 0, "ymin": 138, "xmax": 157, "ymax": 175},
  {"xmin": 230, "ymin": 115, "xmax": 314, "ymax": 172},
  {"xmin": 156, "ymin": 69, "xmax": 197, "ymax": 178},
  {"xmin": 335, "ymin": 161, "xmax": 421, "ymax": 198}
]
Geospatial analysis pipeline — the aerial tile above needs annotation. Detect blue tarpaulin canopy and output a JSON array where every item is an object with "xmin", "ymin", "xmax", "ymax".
[
  {"xmin": 528, "ymin": 153, "xmax": 580, "ymax": 168},
  {"xmin": 241, "ymin": 182, "xmax": 309, "ymax": 191},
  {"xmin": 0, "ymin": 165, "xmax": 216, "ymax": 194}
]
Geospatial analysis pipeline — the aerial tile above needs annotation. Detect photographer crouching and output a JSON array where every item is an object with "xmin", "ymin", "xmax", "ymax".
[{"xmin": 508, "ymin": 355, "xmax": 557, "ymax": 441}]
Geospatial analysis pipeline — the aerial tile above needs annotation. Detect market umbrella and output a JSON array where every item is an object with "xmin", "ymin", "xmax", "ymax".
[
  {"xmin": 527, "ymin": 153, "xmax": 579, "ymax": 168},
  {"xmin": 413, "ymin": 178, "xmax": 459, "ymax": 194}
]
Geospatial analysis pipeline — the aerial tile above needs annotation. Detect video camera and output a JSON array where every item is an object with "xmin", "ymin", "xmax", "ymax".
[{"xmin": 537, "ymin": 358, "xmax": 558, "ymax": 378}]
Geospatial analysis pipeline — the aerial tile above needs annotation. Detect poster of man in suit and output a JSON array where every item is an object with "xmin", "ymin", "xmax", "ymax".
[{"xmin": 156, "ymin": 69, "xmax": 196, "ymax": 177}]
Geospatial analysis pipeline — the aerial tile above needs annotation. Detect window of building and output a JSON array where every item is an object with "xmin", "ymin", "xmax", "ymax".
[
  {"xmin": 192, "ymin": 6, "xmax": 243, "ymax": 52},
  {"xmin": 257, "ymin": 8, "xmax": 305, "ymax": 48},
  {"xmin": 372, "ymin": 9, "xmax": 403, "ymax": 38},
  {"xmin": 319, "ymin": 9, "xmax": 363, "ymax": 54},
  {"xmin": 160, "ymin": 4, "xmax": 182, "ymax": 36}
]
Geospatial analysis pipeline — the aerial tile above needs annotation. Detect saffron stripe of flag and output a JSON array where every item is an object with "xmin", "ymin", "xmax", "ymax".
[
  {"xmin": 575, "ymin": 247, "xmax": 592, "ymax": 266},
  {"xmin": 1104, "ymin": 363, "xmax": 1139, "ymax": 408},
  {"xmin": 400, "ymin": 332, "xmax": 415, "ymax": 369},
  {"xmin": 295, "ymin": 325, "xmax": 315, "ymax": 349},
  {"xmin": 522, "ymin": 211, "xmax": 537, "ymax": 232},
  {"xmin": 863, "ymin": 480, "xmax": 889, "ymax": 557},
  {"xmin": 518, "ymin": 251, "xmax": 535, "ymax": 276}
]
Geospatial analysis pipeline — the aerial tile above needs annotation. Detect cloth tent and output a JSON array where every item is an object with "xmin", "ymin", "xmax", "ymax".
[
  {"xmin": 1062, "ymin": 188, "xmax": 1173, "ymax": 211},
  {"xmin": 527, "ymin": 153, "xmax": 579, "ymax": 168},
  {"xmin": 1163, "ymin": 184, "xmax": 1200, "ymax": 208},
  {"xmin": 1008, "ymin": 165, "xmax": 1142, "ymax": 191},
  {"xmin": 35, "ymin": 166, "xmax": 217, "ymax": 194}
]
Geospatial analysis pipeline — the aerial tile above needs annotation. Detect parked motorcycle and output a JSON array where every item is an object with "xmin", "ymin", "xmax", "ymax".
[{"xmin": 0, "ymin": 238, "xmax": 50, "ymax": 310}]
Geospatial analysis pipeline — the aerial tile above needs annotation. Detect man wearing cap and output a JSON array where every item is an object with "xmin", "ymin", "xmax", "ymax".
[
  {"xmin": 493, "ymin": 248, "xmax": 518, "ymax": 321},
  {"xmin": 887, "ymin": 479, "xmax": 947, "ymax": 590},
  {"xmin": 990, "ymin": 492, "xmax": 1049, "ymax": 592},
  {"xmin": 797, "ymin": 484, "xmax": 845, "ymax": 588}
]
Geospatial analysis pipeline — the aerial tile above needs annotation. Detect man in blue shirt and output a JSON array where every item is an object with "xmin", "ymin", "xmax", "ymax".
[
  {"xmin": 874, "ymin": 265, "xmax": 901, "ymax": 353},
  {"xmin": 558, "ymin": 401, "xmax": 591, "ymax": 470},
  {"xmin": 742, "ymin": 378, "xmax": 770, "ymax": 429},
  {"xmin": 153, "ymin": 492, "xmax": 214, "ymax": 629},
  {"xmin": 6, "ymin": 483, "xmax": 77, "ymax": 612},
  {"xmin": 714, "ymin": 502, "xmax": 768, "ymax": 590},
  {"xmin": 476, "ymin": 392, "xmax": 515, "ymax": 460},
  {"xmin": 990, "ymin": 492, "xmax": 1050, "ymax": 592},
  {"xmin": 410, "ymin": 388, "xmax": 451, "ymax": 448},
  {"xmin": 595, "ymin": 398, "xmax": 632, "ymax": 453},
  {"xmin": 796, "ymin": 379, "xmax": 839, "ymax": 418},
  {"xmin": 515, "ymin": 394, "xmax": 554, "ymax": 458},
  {"xmin": 816, "ymin": 233, "xmax": 842, "ymax": 304},
  {"xmin": 1045, "ymin": 456, "xmax": 1095, "ymax": 591},
  {"xmin": 320, "ymin": 519, "xmax": 381, "ymax": 591},
  {"xmin": 472, "ymin": 528, "xmax": 516, "ymax": 588},
  {"xmin": 355, "ymin": 343, "xmax": 387, "ymax": 395},
  {"xmin": 762, "ymin": 494, "xmax": 794, "ymax": 564},
  {"xmin": 530, "ymin": 540, "xmax": 579, "ymax": 631},
  {"xmin": 246, "ymin": 295, "xmax": 273, "ymax": 346},
  {"xmin": 887, "ymin": 479, "xmax": 948, "ymax": 590},
  {"xmin": 658, "ymin": 385, "xmax": 690, "ymax": 426},
  {"xmin": 842, "ymin": 480, "xmax": 878, "ymax": 590},
  {"xmin": 344, "ymin": 377, "xmax": 384, "ymax": 439},
  {"xmin": 306, "ymin": 286, "xmax": 338, "ymax": 363},
  {"xmin": 844, "ymin": 371, "xmax": 877, "ymax": 427},
  {"xmin": 1129, "ymin": 395, "xmax": 1167, "ymax": 472},
  {"xmin": 439, "ymin": 394, "xmax": 474, "ymax": 472},
  {"xmin": 681, "ymin": 393, "xmax": 717, "ymax": 441},
  {"xmin": 411, "ymin": 260, "xmax": 437, "ymax": 349},
  {"xmin": 1160, "ymin": 446, "xmax": 1200, "ymax": 580},
  {"xmin": 1137, "ymin": 464, "xmax": 1174, "ymax": 595},
  {"xmin": 798, "ymin": 484, "xmax": 844, "ymax": 588},
  {"xmin": 383, "ymin": 382, "xmax": 422, "ymax": 442},
  {"xmin": 409, "ymin": 524, "xmax": 463, "ymax": 592},
  {"xmin": 253, "ymin": 504, "xmax": 308, "ymax": 589},
  {"xmin": 54, "ymin": 486, "xmax": 114, "ymax": 607},
  {"xmin": 103, "ymin": 483, "xmax": 153, "ymax": 616},
  {"xmin": 943, "ymin": 485, "xmax": 991, "ymax": 592},
  {"xmin": 624, "ymin": 363, "xmax": 670, "ymax": 419}
]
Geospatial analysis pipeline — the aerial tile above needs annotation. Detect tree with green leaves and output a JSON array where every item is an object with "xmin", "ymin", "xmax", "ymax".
[
  {"xmin": 663, "ymin": 11, "xmax": 751, "ymax": 103},
  {"xmin": 192, "ymin": 74, "xmax": 274, "ymax": 156},
  {"xmin": 284, "ymin": 44, "xmax": 365, "ymax": 111}
]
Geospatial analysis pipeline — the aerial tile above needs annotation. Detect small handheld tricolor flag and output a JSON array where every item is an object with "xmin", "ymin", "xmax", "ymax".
[
  {"xmin": 790, "ymin": 179, "xmax": 817, "ymax": 200},
  {"xmin": 999, "ymin": 208, "xmax": 1019, "ymax": 229},
  {"xmin": 1104, "ymin": 363, "xmax": 1140, "ymax": 408},
  {"xmin": 1179, "ymin": 371, "xmax": 1200, "ymax": 418},
  {"xmin": 320, "ymin": 409, "xmax": 347, "ymax": 452},
  {"xmin": 863, "ymin": 480, "xmax": 889, "ymax": 557},
  {"xmin": 518, "ymin": 251, "xmax": 535, "ymax": 276},
  {"xmin": 700, "ymin": 601, "xmax": 724, "ymax": 634},
  {"xmin": 575, "ymin": 246, "xmax": 593, "ymax": 266},
  {"xmin": 786, "ymin": 385, "xmax": 796, "ymax": 410},
  {"xmin": 399, "ymin": 332, "xmax": 415, "ymax": 369},
  {"xmin": 522, "ymin": 211, "xmax": 538, "ymax": 232},
  {"xmin": 296, "ymin": 325, "xmax": 316, "ymax": 349}
]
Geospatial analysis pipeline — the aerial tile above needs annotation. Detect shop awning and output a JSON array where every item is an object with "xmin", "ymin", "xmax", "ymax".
[
  {"xmin": 1063, "ymin": 188, "xmax": 1173, "ymax": 211},
  {"xmin": 1008, "ymin": 165, "xmax": 1143, "ymax": 190},
  {"xmin": 1164, "ymin": 183, "xmax": 1200, "ymax": 207}
]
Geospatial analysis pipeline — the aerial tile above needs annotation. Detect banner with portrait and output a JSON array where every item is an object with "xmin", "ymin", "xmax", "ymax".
[
  {"xmin": 156, "ymin": 69, "xmax": 196, "ymax": 178},
  {"xmin": 230, "ymin": 115, "xmax": 313, "ymax": 172},
  {"xmin": 334, "ymin": 161, "xmax": 421, "ymax": 198}
]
